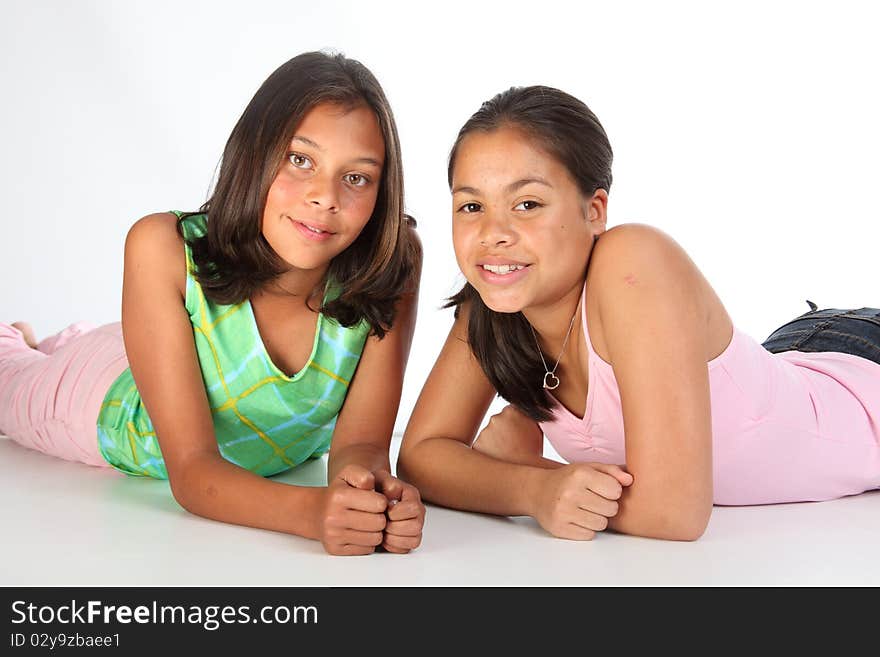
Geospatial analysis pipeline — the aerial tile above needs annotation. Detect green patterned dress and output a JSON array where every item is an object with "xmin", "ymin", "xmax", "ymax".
[{"xmin": 96, "ymin": 212, "xmax": 371, "ymax": 478}]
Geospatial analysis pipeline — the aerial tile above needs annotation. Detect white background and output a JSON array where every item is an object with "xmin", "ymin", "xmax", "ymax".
[{"xmin": 2, "ymin": 0, "xmax": 878, "ymax": 432}]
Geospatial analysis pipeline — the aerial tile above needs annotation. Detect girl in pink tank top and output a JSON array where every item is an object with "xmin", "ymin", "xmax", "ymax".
[{"xmin": 398, "ymin": 85, "xmax": 880, "ymax": 542}]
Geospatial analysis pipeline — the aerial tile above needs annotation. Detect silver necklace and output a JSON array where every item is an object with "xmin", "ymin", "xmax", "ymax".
[{"xmin": 528, "ymin": 305, "xmax": 579, "ymax": 391}]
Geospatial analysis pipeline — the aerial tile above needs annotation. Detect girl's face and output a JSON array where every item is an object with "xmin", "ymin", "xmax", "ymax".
[
  {"xmin": 451, "ymin": 126, "xmax": 607, "ymax": 314},
  {"xmin": 262, "ymin": 102, "xmax": 385, "ymax": 273}
]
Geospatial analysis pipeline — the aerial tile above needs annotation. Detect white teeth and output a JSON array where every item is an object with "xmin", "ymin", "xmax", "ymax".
[
  {"xmin": 481, "ymin": 264, "xmax": 525, "ymax": 275},
  {"xmin": 303, "ymin": 223, "xmax": 325, "ymax": 233}
]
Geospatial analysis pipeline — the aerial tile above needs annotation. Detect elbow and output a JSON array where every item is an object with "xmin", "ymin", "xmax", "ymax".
[
  {"xmin": 668, "ymin": 516, "xmax": 709, "ymax": 542},
  {"xmin": 616, "ymin": 492, "xmax": 712, "ymax": 541},
  {"xmin": 395, "ymin": 443, "xmax": 417, "ymax": 486},
  {"xmin": 165, "ymin": 455, "xmax": 213, "ymax": 515},
  {"xmin": 395, "ymin": 436, "xmax": 434, "ymax": 488},
  {"xmin": 626, "ymin": 514, "xmax": 708, "ymax": 542},
  {"xmin": 656, "ymin": 505, "xmax": 712, "ymax": 541},
  {"xmin": 168, "ymin": 474, "xmax": 195, "ymax": 513}
]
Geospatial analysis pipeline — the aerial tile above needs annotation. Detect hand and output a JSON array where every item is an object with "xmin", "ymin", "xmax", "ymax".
[
  {"xmin": 319, "ymin": 464, "xmax": 389, "ymax": 556},
  {"xmin": 471, "ymin": 405, "xmax": 544, "ymax": 465},
  {"xmin": 533, "ymin": 463, "xmax": 633, "ymax": 540},
  {"xmin": 373, "ymin": 470, "xmax": 426, "ymax": 554}
]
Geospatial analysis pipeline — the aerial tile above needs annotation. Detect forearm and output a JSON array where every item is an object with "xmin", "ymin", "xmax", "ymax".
[
  {"xmin": 327, "ymin": 442, "xmax": 391, "ymax": 481},
  {"xmin": 501, "ymin": 452, "xmax": 566, "ymax": 470},
  {"xmin": 172, "ymin": 455, "xmax": 324, "ymax": 540},
  {"xmin": 398, "ymin": 437, "xmax": 546, "ymax": 517}
]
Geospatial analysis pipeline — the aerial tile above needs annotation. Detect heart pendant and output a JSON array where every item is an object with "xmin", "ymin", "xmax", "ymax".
[{"xmin": 543, "ymin": 372, "xmax": 560, "ymax": 390}]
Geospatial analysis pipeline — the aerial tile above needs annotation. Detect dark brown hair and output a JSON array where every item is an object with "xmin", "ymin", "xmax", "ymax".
[
  {"xmin": 446, "ymin": 85, "xmax": 613, "ymax": 421},
  {"xmin": 181, "ymin": 51, "xmax": 419, "ymax": 338}
]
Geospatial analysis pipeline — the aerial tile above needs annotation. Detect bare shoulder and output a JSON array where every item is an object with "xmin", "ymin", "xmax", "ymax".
[
  {"xmin": 586, "ymin": 223, "xmax": 730, "ymax": 358},
  {"xmin": 587, "ymin": 222, "xmax": 706, "ymax": 305},
  {"xmin": 589, "ymin": 223, "xmax": 698, "ymax": 282},
  {"xmin": 126, "ymin": 211, "xmax": 184, "ymax": 248},
  {"xmin": 123, "ymin": 212, "xmax": 187, "ymax": 298}
]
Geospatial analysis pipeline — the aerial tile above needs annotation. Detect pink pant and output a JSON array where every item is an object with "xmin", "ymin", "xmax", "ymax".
[{"xmin": 0, "ymin": 322, "xmax": 129, "ymax": 467}]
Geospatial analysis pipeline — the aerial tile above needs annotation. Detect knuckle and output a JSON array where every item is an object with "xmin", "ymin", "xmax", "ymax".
[
  {"xmin": 394, "ymin": 535, "xmax": 419, "ymax": 550},
  {"xmin": 565, "ymin": 469, "xmax": 583, "ymax": 484}
]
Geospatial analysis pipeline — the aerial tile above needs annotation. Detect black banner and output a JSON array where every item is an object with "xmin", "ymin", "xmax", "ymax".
[{"xmin": 0, "ymin": 586, "xmax": 866, "ymax": 651}]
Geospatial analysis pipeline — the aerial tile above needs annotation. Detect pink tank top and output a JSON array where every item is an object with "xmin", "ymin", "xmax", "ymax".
[{"xmin": 539, "ymin": 291, "xmax": 880, "ymax": 505}]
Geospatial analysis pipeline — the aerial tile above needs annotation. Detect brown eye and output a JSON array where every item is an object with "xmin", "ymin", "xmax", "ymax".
[
  {"xmin": 288, "ymin": 153, "xmax": 312, "ymax": 169},
  {"xmin": 345, "ymin": 173, "xmax": 368, "ymax": 187},
  {"xmin": 514, "ymin": 200, "xmax": 542, "ymax": 211},
  {"xmin": 459, "ymin": 202, "xmax": 482, "ymax": 213}
]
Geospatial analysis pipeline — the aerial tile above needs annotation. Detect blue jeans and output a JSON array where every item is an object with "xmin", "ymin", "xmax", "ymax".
[{"xmin": 761, "ymin": 301, "xmax": 880, "ymax": 366}]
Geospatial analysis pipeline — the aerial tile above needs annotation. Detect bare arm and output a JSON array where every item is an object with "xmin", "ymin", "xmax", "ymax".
[
  {"xmin": 397, "ymin": 305, "xmax": 545, "ymax": 515},
  {"xmin": 122, "ymin": 214, "xmax": 410, "ymax": 554},
  {"xmin": 122, "ymin": 213, "xmax": 336, "ymax": 540},
  {"xmin": 471, "ymin": 404, "xmax": 566, "ymax": 470},
  {"xmin": 398, "ymin": 304, "xmax": 628, "ymax": 541},
  {"xmin": 327, "ymin": 230, "xmax": 421, "ymax": 481},
  {"xmin": 591, "ymin": 225, "xmax": 717, "ymax": 540},
  {"xmin": 325, "ymin": 231, "xmax": 425, "ymax": 553}
]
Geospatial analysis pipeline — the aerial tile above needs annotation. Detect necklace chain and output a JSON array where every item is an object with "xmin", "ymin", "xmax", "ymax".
[{"xmin": 529, "ymin": 305, "xmax": 578, "ymax": 391}]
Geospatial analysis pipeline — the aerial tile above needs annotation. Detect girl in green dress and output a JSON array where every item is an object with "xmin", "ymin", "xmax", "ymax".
[{"xmin": 0, "ymin": 51, "xmax": 424, "ymax": 556}]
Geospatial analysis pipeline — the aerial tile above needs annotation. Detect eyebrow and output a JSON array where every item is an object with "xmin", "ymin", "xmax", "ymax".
[
  {"xmin": 451, "ymin": 177, "xmax": 553, "ymax": 195},
  {"xmin": 290, "ymin": 136, "xmax": 382, "ymax": 168}
]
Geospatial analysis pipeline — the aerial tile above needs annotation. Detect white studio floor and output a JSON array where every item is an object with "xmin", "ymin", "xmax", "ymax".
[{"xmin": 2, "ymin": 433, "xmax": 879, "ymax": 587}]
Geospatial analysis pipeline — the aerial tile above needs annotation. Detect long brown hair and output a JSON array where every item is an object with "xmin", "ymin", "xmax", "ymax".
[
  {"xmin": 181, "ymin": 51, "xmax": 419, "ymax": 338},
  {"xmin": 446, "ymin": 86, "xmax": 613, "ymax": 421}
]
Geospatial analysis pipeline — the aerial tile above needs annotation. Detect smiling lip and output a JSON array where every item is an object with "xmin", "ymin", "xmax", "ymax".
[
  {"xmin": 288, "ymin": 216, "xmax": 336, "ymax": 242},
  {"xmin": 475, "ymin": 262, "xmax": 531, "ymax": 285},
  {"xmin": 477, "ymin": 256, "xmax": 530, "ymax": 266}
]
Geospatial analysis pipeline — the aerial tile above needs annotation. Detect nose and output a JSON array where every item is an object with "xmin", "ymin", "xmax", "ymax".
[
  {"xmin": 478, "ymin": 210, "xmax": 517, "ymax": 248},
  {"xmin": 304, "ymin": 173, "xmax": 340, "ymax": 213}
]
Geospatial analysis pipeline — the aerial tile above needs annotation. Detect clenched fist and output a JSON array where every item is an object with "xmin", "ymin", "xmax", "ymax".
[{"xmin": 533, "ymin": 462, "xmax": 633, "ymax": 540}]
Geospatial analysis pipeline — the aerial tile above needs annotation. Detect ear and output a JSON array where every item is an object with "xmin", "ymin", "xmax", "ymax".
[{"xmin": 583, "ymin": 188, "xmax": 608, "ymax": 236}]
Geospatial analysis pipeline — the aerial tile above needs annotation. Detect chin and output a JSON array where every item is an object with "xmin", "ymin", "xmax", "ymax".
[
  {"xmin": 276, "ymin": 250, "xmax": 335, "ymax": 272},
  {"xmin": 476, "ymin": 291, "xmax": 527, "ymax": 314}
]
